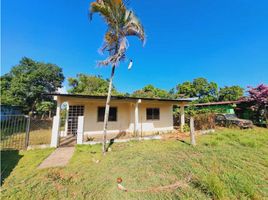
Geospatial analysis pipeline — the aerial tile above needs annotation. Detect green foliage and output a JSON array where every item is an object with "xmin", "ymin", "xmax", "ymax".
[
  {"xmin": 36, "ymin": 101, "xmax": 55, "ymax": 116},
  {"xmin": 134, "ymin": 78, "xmax": 245, "ymax": 103},
  {"xmin": 180, "ymin": 103, "xmax": 227, "ymax": 117},
  {"xmin": 132, "ymin": 84, "xmax": 172, "ymax": 99},
  {"xmin": 188, "ymin": 106, "xmax": 231, "ymax": 115},
  {"xmin": 193, "ymin": 78, "xmax": 218, "ymax": 102},
  {"xmin": 176, "ymin": 78, "xmax": 218, "ymax": 103},
  {"xmin": 183, "ymin": 124, "xmax": 190, "ymax": 132},
  {"xmin": 0, "ymin": 74, "xmax": 13, "ymax": 106},
  {"xmin": 175, "ymin": 81, "xmax": 195, "ymax": 98},
  {"xmin": 0, "ymin": 57, "xmax": 64, "ymax": 113},
  {"xmin": 67, "ymin": 74, "xmax": 119, "ymax": 95},
  {"xmin": 219, "ymin": 86, "xmax": 244, "ymax": 101}
]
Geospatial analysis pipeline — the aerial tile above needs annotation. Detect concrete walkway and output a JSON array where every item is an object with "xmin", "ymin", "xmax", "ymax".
[{"xmin": 38, "ymin": 147, "xmax": 75, "ymax": 169}]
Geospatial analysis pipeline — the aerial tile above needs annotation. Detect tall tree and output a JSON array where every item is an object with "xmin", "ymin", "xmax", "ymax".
[
  {"xmin": 0, "ymin": 57, "xmax": 64, "ymax": 113},
  {"xmin": 132, "ymin": 84, "xmax": 171, "ymax": 99},
  {"xmin": 90, "ymin": 0, "xmax": 145, "ymax": 154},
  {"xmin": 218, "ymin": 86, "xmax": 244, "ymax": 101},
  {"xmin": 192, "ymin": 78, "xmax": 218, "ymax": 102},
  {"xmin": 36, "ymin": 101, "xmax": 55, "ymax": 119},
  {"xmin": 68, "ymin": 74, "xmax": 119, "ymax": 95},
  {"xmin": 176, "ymin": 78, "xmax": 218, "ymax": 102},
  {"xmin": 176, "ymin": 81, "xmax": 195, "ymax": 98}
]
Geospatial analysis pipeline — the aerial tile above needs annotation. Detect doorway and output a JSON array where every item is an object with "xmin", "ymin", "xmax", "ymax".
[
  {"xmin": 60, "ymin": 105, "xmax": 84, "ymax": 147},
  {"xmin": 67, "ymin": 105, "xmax": 85, "ymax": 135}
]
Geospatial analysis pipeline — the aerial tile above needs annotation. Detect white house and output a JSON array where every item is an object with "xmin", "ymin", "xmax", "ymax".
[{"xmin": 49, "ymin": 94, "xmax": 190, "ymax": 147}]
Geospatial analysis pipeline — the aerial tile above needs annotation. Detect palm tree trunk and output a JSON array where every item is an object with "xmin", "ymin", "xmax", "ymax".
[{"xmin": 102, "ymin": 64, "xmax": 116, "ymax": 154}]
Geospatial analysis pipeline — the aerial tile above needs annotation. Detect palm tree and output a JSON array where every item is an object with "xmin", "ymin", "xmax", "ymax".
[{"xmin": 90, "ymin": 0, "xmax": 145, "ymax": 154}]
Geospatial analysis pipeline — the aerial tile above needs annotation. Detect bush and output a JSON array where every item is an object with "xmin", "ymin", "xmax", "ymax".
[{"xmin": 185, "ymin": 113, "xmax": 216, "ymax": 130}]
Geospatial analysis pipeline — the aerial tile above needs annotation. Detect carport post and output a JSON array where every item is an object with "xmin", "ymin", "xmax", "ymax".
[
  {"xmin": 51, "ymin": 97, "xmax": 61, "ymax": 147},
  {"xmin": 180, "ymin": 104, "xmax": 185, "ymax": 132},
  {"xmin": 77, "ymin": 116, "xmax": 84, "ymax": 144},
  {"xmin": 63, "ymin": 102, "xmax": 69, "ymax": 137},
  {"xmin": 134, "ymin": 99, "xmax": 141, "ymax": 137}
]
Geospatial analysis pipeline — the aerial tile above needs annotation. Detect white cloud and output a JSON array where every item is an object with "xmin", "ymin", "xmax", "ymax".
[{"xmin": 57, "ymin": 86, "xmax": 67, "ymax": 94}]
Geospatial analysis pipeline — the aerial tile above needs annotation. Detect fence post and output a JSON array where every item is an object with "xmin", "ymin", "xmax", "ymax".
[
  {"xmin": 190, "ymin": 117, "xmax": 196, "ymax": 146},
  {"xmin": 77, "ymin": 116, "xmax": 84, "ymax": 144},
  {"xmin": 25, "ymin": 115, "xmax": 31, "ymax": 149}
]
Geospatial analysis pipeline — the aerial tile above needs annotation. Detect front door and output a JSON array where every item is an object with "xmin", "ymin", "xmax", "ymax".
[{"xmin": 67, "ymin": 105, "xmax": 84, "ymax": 135}]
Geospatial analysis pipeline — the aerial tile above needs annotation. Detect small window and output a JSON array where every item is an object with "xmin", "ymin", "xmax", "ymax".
[
  {"xmin": 146, "ymin": 108, "xmax": 160, "ymax": 120},
  {"xmin": 97, "ymin": 107, "xmax": 117, "ymax": 122}
]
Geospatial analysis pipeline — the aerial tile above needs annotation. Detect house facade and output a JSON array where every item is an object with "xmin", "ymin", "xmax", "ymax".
[{"xmin": 49, "ymin": 94, "xmax": 190, "ymax": 147}]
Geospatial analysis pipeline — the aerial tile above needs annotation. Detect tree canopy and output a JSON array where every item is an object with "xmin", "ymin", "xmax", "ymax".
[
  {"xmin": 68, "ymin": 74, "xmax": 119, "ymax": 95},
  {"xmin": 0, "ymin": 57, "xmax": 64, "ymax": 113},
  {"xmin": 176, "ymin": 78, "xmax": 218, "ymax": 103},
  {"xmin": 218, "ymin": 86, "xmax": 244, "ymax": 101},
  {"xmin": 132, "ymin": 84, "xmax": 172, "ymax": 99}
]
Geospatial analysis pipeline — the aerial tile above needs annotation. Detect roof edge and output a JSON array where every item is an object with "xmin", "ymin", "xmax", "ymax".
[{"xmin": 44, "ymin": 93, "xmax": 192, "ymax": 102}]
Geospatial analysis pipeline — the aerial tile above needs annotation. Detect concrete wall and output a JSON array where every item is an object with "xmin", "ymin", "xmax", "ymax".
[
  {"xmin": 138, "ymin": 103, "xmax": 173, "ymax": 133},
  {"xmin": 83, "ymin": 101, "xmax": 131, "ymax": 135},
  {"xmin": 60, "ymin": 96, "xmax": 174, "ymax": 136}
]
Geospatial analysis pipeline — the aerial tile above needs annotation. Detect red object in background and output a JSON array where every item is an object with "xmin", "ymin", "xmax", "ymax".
[{"xmin": 117, "ymin": 177, "xmax": 123, "ymax": 183}]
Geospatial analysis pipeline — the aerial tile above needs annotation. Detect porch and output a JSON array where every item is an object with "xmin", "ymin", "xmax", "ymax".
[{"xmin": 49, "ymin": 94, "xmax": 190, "ymax": 147}]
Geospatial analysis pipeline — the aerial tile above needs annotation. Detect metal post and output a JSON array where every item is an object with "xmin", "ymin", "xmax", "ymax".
[{"xmin": 25, "ymin": 115, "xmax": 31, "ymax": 149}]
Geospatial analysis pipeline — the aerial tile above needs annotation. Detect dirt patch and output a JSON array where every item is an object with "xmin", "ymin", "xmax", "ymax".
[{"xmin": 161, "ymin": 132, "xmax": 190, "ymax": 141}]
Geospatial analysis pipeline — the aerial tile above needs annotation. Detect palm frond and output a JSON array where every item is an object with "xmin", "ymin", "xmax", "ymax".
[
  {"xmin": 98, "ymin": 37, "xmax": 128, "ymax": 66},
  {"xmin": 123, "ymin": 10, "xmax": 145, "ymax": 44},
  {"xmin": 89, "ymin": 2, "xmax": 109, "ymax": 20},
  {"xmin": 90, "ymin": 0, "xmax": 145, "ymax": 67}
]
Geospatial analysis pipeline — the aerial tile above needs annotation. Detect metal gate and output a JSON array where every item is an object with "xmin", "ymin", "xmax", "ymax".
[
  {"xmin": 67, "ymin": 105, "xmax": 84, "ymax": 135},
  {"xmin": 0, "ymin": 115, "xmax": 30, "ymax": 150}
]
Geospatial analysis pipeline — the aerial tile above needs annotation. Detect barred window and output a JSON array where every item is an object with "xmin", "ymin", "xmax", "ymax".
[
  {"xmin": 97, "ymin": 107, "xmax": 117, "ymax": 122},
  {"xmin": 146, "ymin": 108, "xmax": 160, "ymax": 120}
]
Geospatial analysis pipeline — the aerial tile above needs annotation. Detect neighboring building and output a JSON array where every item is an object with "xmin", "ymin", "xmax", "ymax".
[
  {"xmin": 193, "ymin": 100, "xmax": 266, "ymax": 126},
  {"xmin": 0, "ymin": 105, "xmax": 23, "ymax": 120},
  {"xmin": 48, "ymin": 94, "xmax": 191, "ymax": 147},
  {"xmin": 193, "ymin": 100, "xmax": 244, "ymax": 114}
]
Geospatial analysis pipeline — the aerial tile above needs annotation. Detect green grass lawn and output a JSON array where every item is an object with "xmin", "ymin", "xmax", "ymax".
[{"xmin": 1, "ymin": 128, "xmax": 268, "ymax": 200}]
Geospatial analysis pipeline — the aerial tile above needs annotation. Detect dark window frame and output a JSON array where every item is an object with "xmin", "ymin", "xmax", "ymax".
[
  {"xmin": 97, "ymin": 107, "xmax": 117, "ymax": 122},
  {"xmin": 146, "ymin": 108, "xmax": 160, "ymax": 120}
]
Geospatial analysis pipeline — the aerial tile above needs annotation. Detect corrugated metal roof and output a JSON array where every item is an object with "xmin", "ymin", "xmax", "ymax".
[
  {"xmin": 44, "ymin": 93, "xmax": 192, "ymax": 103},
  {"xmin": 193, "ymin": 100, "xmax": 244, "ymax": 106}
]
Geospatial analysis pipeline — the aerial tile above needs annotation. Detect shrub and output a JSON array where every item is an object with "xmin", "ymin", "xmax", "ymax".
[{"xmin": 185, "ymin": 113, "xmax": 216, "ymax": 130}]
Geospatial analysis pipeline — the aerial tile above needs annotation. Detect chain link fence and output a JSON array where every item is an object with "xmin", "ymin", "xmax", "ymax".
[{"xmin": 28, "ymin": 119, "xmax": 52, "ymax": 146}]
